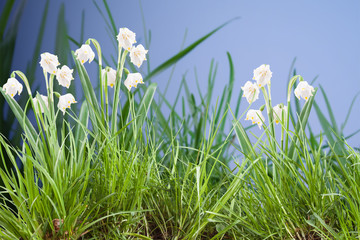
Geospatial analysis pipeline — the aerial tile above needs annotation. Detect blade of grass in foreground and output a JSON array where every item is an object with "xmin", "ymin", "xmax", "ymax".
[
  {"xmin": 341, "ymin": 91, "xmax": 359, "ymax": 132},
  {"xmin": 287, "ymin": 89, "xmax": 317, "ymax": 160},
  {"xmin": 215, "ymin": 52, "xmax": 235, "ymax": 144},
  {"xmin": 135, "ymin": 83, "xmax": 157, "ymax": 129}
]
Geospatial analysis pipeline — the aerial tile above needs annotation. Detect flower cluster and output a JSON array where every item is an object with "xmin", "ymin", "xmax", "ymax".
[
  {"xmin": 98, "ymin": 28, "xmax": 147, "ymax": 91},
  {"xmin": 39, "ymin": 52, "xmax": 76, "ymax": 114},
  {"xmin": 241, "ymin": 64, "xmax": 315, "ymax": 129},
  {"xmin": 116, "ymin": 27, "xmax": 148, "ymax": 90},
  {"xmin": 1, "ymin": 27, "xmax": 148, "ymax": 116}
]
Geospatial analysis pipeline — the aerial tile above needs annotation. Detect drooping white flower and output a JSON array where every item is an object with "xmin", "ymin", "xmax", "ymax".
[
  {"xmin": 117, "ymin": 27, "xmax": 136, "ymax": 51},
  {"xmin": 130, "ymin": 44, "xmax": 148, "ymax": 68},
  {"xmin": 241, "ymin": 81, "xmax": 260, "ymax": 104},
  {"xmin": 33, "ymin": 94, "xmax": 48, "ymax": 113},
  {"xmin": 253, "ymin": 64, "xmax": 272, "ymax": 88},
  {"xmin": 2, "ymin": 78, "xmax": 23, "ymax": 98},
  {"xmin": 273, "ymin": 104, "xmax": 287, "ymax": 124},
  {"xmin": 39, "ymin": 52, "xmax": 60, "ymax": 75},
  {"xmin": 245, "ymin": 109, "xmax": 265, "ymax": 129},
  {"xmin": 101, "ymin": 67, "xmax": 117, "ymax": 88},
  {"xmin": 124, "ymin": 73, "xmax": 143, "ymax": 91},
  {"xmin": 56, "ymin": 65, "xmax": 74, "ymax": 88},
  {"xmin": 74, "ymin": 44, "xmax": 95, "ymax": 64},
  {"xmin": 294, "ymin": 81, "xmax": 315, "ymax": 101},
  {"xmin": 57, "ymin": 93, "xmax": 76, "ymax": 115}
]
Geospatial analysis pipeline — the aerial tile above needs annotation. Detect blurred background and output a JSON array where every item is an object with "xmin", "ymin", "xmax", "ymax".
[{"xmin": 1, "ymin": 0, "xmax": 359, "ymax": 147}]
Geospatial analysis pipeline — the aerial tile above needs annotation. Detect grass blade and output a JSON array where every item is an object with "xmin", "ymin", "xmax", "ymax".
[{"xmin": 144, "ymin": 18, "xmax": 239, "ymax": 82}]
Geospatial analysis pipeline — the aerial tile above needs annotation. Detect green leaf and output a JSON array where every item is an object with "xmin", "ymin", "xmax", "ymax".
[
  {"xmin": 341, "ymin": 91, "xmax": 360, "ymax": 132},
  {"xmin": 102, "ymin": 0, "xmax": 117, "ymax": 36},
  {"xmin": 232, "ymin": 119, "xmax": 255, "ymax": 157},
  {"xmin": 144, "ymin": 18, "xmax": 239, "ymax": 82},
  {"xmin": 72, "ymin": 52, "xmax": 105, "ymax": 136},
  {"xmin": 313, "ymin": 101, "xmax": 344, "ymax": 154},
  {"xmin": 136, "ymin": 83, "xmax": 157, "ymax": 128},
  {"xmin": 0, "ymin": 89, "xmax": 37, "ymax": 144},
  {"xmin": 0, "ymin": 0, "xmax": 15, "ymax": 38},
  {"xmin": 319, "ymin": 85, "xmax": 339, "ymax": 135},
  {"xmin": 307, "ymin": 213, "xmax": 341, "ymax": 239},
  {"xmin": 216, "ymin": 52, "xmax": 235, "ymax": 141},
  {"xmin": 0, "ymin": 0, "xmax": 26, "ymax": 144},
  {"xmin": 74, "ymin": 101, "xmax": 89, "ymax": 145},
  {"xmin": 288, "ymin": 89, "xmax": 317, "ymax": 159}
]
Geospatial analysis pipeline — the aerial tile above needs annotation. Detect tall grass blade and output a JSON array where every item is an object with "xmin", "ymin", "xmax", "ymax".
[
  {"xmin": 288, "ymin": 89, "xmax": 317, "ymax": 159},
  {"xmin": 136, "ymin": 83, "xmax": 157, "ymax": 128},
  {"xmin": 144, "ymin": 18, "xmax": 239, "ymax": 82}
]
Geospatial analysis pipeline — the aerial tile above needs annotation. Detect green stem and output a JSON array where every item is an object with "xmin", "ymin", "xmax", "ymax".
[
  {"xmin": 267, "ymin": 83, "xmax": 276, "ymax": 148},
  {"xmin": 281, "ymin": 108, "xmax": 285, "ymax": 151},
  {"xmin": 261, "ymin": 87, "xmax": 275, "ymax": 152},
  {"xmin": 104, "ymin": 71, "xmax": 109, "ymax": 124},
  {"xmin": 111, "ymin": 44, "xmax": 127, "ymax": 135},
  {"xmin": 12, "ymin": 71, "xmax": 32, "ymax": 98},
  {"xmin": 87, "ymin": 38, "xmax": 105, "ymax": 124},
  {"xmin": 284, "ymin": 75, "xmax": 300, "ymax": 154},
  {"xmin": 48, "ymin": 74, "xmax": 55, "ymax": 121},
  {"xmin": 43, "ymin": 70, "xmax": 54, "ymax": 121}
]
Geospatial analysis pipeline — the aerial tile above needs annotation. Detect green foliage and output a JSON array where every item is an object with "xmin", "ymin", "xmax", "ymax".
[
  {"xmin": 0, "ymin": 1, "xmax": 359, "ymax": 240},
  {"xmin": 0, "ymin": 0, "xmax": 27, "ymax": 173},
  {"xmin": 0, "ymin": 0, "xmax": 81, "ymax": 185}
]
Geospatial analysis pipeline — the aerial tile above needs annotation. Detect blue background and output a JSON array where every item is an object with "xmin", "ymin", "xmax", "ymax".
[{"xmin": 3, "ymin": 0, "xmax": 360, "ymax": 147}]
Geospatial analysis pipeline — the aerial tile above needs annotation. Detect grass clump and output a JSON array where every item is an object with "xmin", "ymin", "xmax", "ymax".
[{"xmin": 0, "ymin": 10, "xmax": 360, "ymax": 240}]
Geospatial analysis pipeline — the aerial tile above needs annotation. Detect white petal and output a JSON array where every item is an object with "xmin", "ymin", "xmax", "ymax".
[
  {"xmin": 2, "ymin": 78, "xmax": 23, "ymax": 98},
  {"xmin": 39, "ymin": 52, "xmax": 60, "ymax": 74},
  {"xmin": 75, "ymin": 44, "xmax": 95, "ymax": 64},
  {"xmin": 253, "ymin": 64, "xmax": 272, "ymax": 88},
  {"xmin": 117, "ymin": 28, "xmax": 136, "ymax": 51},
  {"xmin": 57, "ymin": 93, "xmax": 76, "ymax": 114}
]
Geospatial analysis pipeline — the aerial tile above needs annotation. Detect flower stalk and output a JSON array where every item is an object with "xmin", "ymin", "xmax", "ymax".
[
  {"xmin": 86, "ymin": 38, "xmax": 105, "ymax": 124},
  {"xmin": 284, "ymin": 75, "xmax": 301, "ymax": 154},
  {"xmin": 111, "ymin": 48, "xmax": 128, "ymax": 135}
]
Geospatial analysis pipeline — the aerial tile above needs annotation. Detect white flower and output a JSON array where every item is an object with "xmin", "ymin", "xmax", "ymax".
[
  {"xmin": 101, "ymin": 67, "xmax": 117, "ymax": 88},
  {"xmin": 33, "ymin": 94, "xmax": 48, "ymax": 113},
  {"xmin": 253, "ymin": 64, "xmax": 272, "ymax": 88},
  {"xmin": 39, "ymin": 52, "xmax": 60, "ymax": 75},
  {"xmin": 245, "ymin": 109, "xmax": 265, "ymax": 129},
  {"xmin": 124, "ymin": 73, "xmax": 143, "ymax": 91},
  {"xmin": 56, "ymin": 65, "xmax": 74, "ymax": 88},
  {"xmin": 241, "ymin": 81, "xmax": 260, "ymax": 104},
  {"xmin": 57, "ymin": 93, "xmax": 76, "ymax": 115},
  {"xmin": 2, "ymin": 78, "xmax": 23, "ymax": 98},
  {"xmin": 273, "ymin": 104, "xmax": 287, "ymax": 124},
  {"xmin": 117, "ymin": 27, "xmax": 136, "ymax": 51},
  {"xmin": 294, "ymin": 81, "xmax": 315, "ymax": 101},
  {"xmin": 130, "ymin": 44, "xmax": 148, "ymax": 68},
  {"xmin": 75, "ymin": 44, "xmax": 95, "ymax": 64}
]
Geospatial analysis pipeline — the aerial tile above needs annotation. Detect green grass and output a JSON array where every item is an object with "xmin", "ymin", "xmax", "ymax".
[
  {"xmin": 0, "ymin": 0, "xmax": 82, "ymax": 186},
  {"xmin": 0, "ymin": 1, "xmax": 360, "ymax": 240}
]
